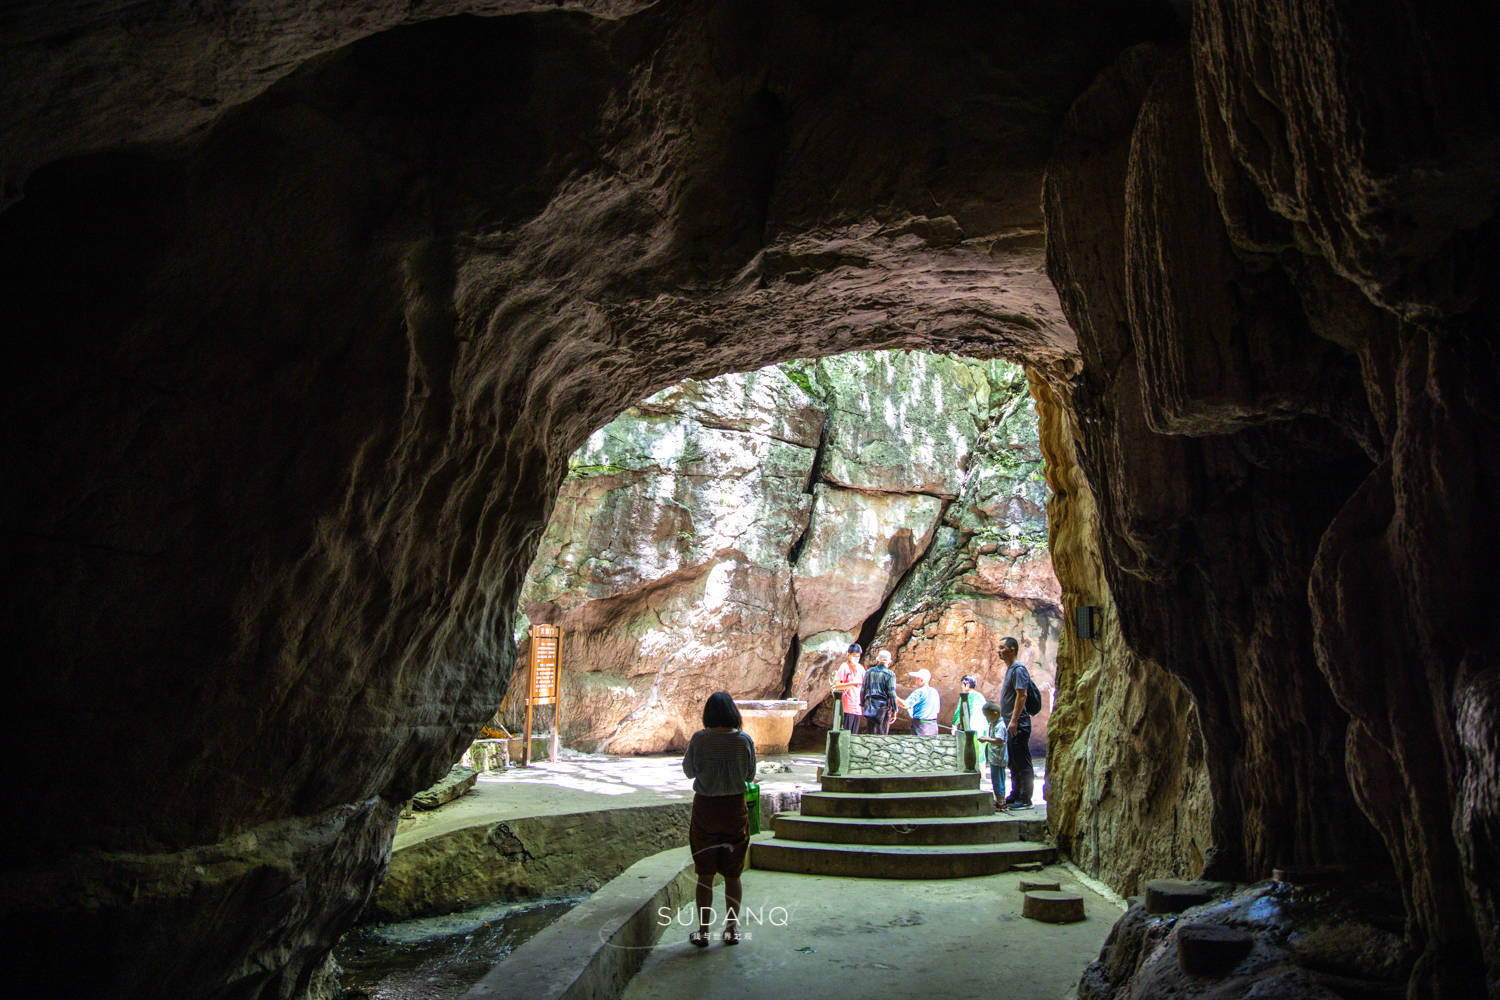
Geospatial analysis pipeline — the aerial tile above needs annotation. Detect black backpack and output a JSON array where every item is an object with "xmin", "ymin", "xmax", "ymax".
[
  {"xmin": 1011, "ymin": 663, "xmax": 1042, "ymax": 716},
  {"xmin": 1025, "ymin": 677, "xmax": 1042, "ymax": 715}
]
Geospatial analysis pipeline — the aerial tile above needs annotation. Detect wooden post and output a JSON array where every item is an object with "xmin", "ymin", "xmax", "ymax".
[
  {"xmin": 522, "ymin": 641, "xmax": 535, "ymax": 768},
  {"xmin": 550, "ymin": 653, "xmax": 562, "ymax": 763}
]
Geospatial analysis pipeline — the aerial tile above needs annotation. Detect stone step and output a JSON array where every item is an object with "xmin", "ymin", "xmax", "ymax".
[
  {"xmin": 772, "ymin": 811, "xmax": 1020, "ymax": 845},
  {"xmin": 749, "ymin": 839, "xmax": 1057, "ymax": 879},
  {"xmin": 800, "ymin": 789, "xmax": 995, "ymax": 819},
  {"xmin": 820, "ymin": 772, "xmax": 980, "ymax": 794}
]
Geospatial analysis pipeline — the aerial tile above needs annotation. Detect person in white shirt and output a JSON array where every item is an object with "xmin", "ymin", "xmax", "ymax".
[{"xmin": 900, "ymin": 668, "xmax": 941, "ymax": 735}]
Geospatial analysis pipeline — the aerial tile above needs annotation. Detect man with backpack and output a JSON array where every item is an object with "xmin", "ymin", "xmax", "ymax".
[
  {"xmin": 860, "ymin": 650, "xmax": 898, "ymax": 735},
  {"xmin": 997, "ymin": 636, "xmax": 1039, "ymax": 810}
]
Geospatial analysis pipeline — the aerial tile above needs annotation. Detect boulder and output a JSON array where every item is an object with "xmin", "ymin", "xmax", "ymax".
[
  {"xmin": 410, "ymin": 765, "xmax": 479, "ymax": 810},
  {"xmin": 790, "ymin": 484, "xmax": 944, "ymax": 637}
]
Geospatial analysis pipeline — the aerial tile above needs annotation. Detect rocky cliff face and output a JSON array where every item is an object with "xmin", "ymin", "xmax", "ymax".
[{"xmin": 504, "ymin": 351, "xmax": 1059, "ymax": 752}]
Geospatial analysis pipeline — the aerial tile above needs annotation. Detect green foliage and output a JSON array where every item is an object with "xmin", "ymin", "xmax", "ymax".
[
  {"xmin": 778, "ymin": 363, "xmax": 817, "ymax": 397},
  {"xmin": 568, "ymin": 460, "xmax": 630, "ymax": 477}
]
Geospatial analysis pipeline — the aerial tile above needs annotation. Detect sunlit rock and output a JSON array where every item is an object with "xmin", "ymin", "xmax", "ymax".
[{"xmin": 507, "ymin": 351, "xmax": 1055, "ymax": 752}]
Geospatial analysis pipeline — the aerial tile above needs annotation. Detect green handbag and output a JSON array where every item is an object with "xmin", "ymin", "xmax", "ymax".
[{"xmin": 745, "ymin": 781, "xmax": 761, "ymax": 834}]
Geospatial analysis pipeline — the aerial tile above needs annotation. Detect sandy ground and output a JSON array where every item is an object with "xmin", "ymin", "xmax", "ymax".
[{"xmin": 622, "ymin": 864, "xmax": 1118, "ymax": 1000}]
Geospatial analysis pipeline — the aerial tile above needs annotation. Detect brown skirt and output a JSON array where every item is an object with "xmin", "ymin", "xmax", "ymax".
[{"xmin": 689, "ymin": 792, "xmax": 749, "ymax": 876}]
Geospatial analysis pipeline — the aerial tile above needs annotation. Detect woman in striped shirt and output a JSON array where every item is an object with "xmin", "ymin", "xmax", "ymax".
[{"xmin": 682, "ymin": 691, "xmax": 757, "ymax": 946}]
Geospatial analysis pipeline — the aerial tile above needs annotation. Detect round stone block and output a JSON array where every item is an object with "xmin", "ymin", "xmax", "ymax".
[
  {"xmin": 1145, "ymin": 879, "xmax": 1213, "ymax": 914},
  {"xmin": 1176, "ymin": 923, "xmax": 1254, "ymax": 976},
  {"xmin": 1018, "ymin": 878, "xmax": 1061, "ymax": 893},
  {"xmin": 1023, "ymin": 890, "xmax": 1085, "ymax": 923}
]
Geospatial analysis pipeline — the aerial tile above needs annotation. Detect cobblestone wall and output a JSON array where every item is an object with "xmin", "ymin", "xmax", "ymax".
[{"xmin": 827, "ymin": 732, "xmax": 973, "ymax": 774}]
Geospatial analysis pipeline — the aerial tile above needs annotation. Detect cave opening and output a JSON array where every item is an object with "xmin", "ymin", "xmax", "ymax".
[
  {"xmin": 495, "ymin": 351, "xmax": 1058, "ymax": 758},
  {"xmin": 4, "ymin": 1, "xmax": 1497, "ymax": 998}
]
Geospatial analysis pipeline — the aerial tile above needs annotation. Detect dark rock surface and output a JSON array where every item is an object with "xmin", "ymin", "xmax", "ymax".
[
  {"xmin": 1175, "ymin": 923, "xmax": 1254, "ymax": 977},
  {"xmin": 1080, "ymin": 881, "xmax": 1411, "ymax": 1000},
  {"xmin": 1031, "ymin": 49, "xmax": 1214, "ymax": 894},
  {"xmin": 1042, "ymin": 10, "xmax": 1500, "ymax": 995},
  {"xmin": 1, "ymin": 1, "xmax": 1496, "ymax": 998}
]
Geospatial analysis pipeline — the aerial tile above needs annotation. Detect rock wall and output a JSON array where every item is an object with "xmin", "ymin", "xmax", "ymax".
[
  {"xmin": 367, "ymin": 803, "xmax": 692, "ymax": 922},
  {"xmin": 1041, "ymin": 22, "xmax": 1499, "ymax": 998},
  {"xmin": 503, "ymin": 351, "xmax": 1060, "ymax": 752},
  {"xmin": 865, "ymin": 361, "xmax": 1061, "ymax": 745},
  {"xmin": 1033, "ymin": 372, "xmax": 1213, "ymax": 896}
]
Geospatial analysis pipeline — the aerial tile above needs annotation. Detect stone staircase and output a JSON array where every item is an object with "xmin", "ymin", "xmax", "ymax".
[{"xmin": 750, "ymin": 771, "xmax": 1054, "ymax": 878}]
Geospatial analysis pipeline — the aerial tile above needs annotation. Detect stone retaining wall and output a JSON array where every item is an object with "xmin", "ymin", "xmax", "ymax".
[{"xmin": 369, "ymin": 793, "xmax": 806, "ymax": 922}]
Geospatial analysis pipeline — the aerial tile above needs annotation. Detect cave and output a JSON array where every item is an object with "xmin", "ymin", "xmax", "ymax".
[{"xmin": 2, "ymin": 1, "xmax": 1496, "ymax": 998}]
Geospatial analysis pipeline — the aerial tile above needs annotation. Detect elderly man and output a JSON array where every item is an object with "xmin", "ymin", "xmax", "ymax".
[
  {"xmin": 900, "ymin": 668, "xmax": 941, "ymax": 735},
  {"xmin": 860, "ymin": 650, "xmax": 898, "ymax": 734}
]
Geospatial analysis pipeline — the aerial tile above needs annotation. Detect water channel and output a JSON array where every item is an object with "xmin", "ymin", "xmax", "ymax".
[{"xmin": 336, "ymin": 895, "xmax": 588, "ymax": 999}]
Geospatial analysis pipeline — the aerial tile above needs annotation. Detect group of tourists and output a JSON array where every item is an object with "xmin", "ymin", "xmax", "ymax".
[
  {"xmin": 677, "ymin": 636, "xmax": 1040, "ymax": 949},
  {"xmin": 830, "ymin": 637, "xmax": 1037, "ymax": 811},
  {"xmin": 832, "ymin": 646, "xmax": 932, "ymax": 734}
]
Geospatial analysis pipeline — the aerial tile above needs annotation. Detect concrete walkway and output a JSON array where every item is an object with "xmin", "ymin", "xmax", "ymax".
[
  {"xmin": 395, "ymin": 753, "xmax": 826, "ymax": 851},
  {"xmin": 622, "ymin": 865, "xmax": 1118, "ymax": 1000}
]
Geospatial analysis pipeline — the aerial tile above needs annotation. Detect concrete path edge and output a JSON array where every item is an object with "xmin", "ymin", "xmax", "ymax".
[{"xmin": 460, "ymin": 842, "xmax": 703, "ymax": 1000}]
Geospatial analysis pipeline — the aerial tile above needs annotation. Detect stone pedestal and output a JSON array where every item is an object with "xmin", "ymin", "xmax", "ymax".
[
  {"xmin": 1023, "ymin": 890, "xmax": 1085, "ymax": 923},
  {"xmin": 736, "ymin": 699, "xmax": 807, "ymax": 754},
  {"xmin": 1145, "ymin": 878, "xmax": 1214, "ymax": 914}
]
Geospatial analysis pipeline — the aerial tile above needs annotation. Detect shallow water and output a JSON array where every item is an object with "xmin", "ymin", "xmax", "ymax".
[{"xmin": 336, "ymin": 895, "xmax": 587, "ymax": 1000}]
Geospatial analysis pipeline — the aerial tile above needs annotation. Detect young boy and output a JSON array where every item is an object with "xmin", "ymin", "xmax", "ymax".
[{"xmin": 977, "ymin": 701, "xmax": 1008, "ymax": 809}]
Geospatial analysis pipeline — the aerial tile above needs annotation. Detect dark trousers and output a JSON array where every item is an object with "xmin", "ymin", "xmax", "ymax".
[
  {"xmin": 865, "ymin": 711, "xmax": 892, "ymax": 735},
  {"xmin": 910, "ymin": 718, "xmax": 938, "ymax": 736},
  {"xmin": 1006, "ymin": 727, "xmax": 1034, "ymax": 805},
  {"xmin": 842, "ymin": 711, "xmax": 863, "ymax": 734}
]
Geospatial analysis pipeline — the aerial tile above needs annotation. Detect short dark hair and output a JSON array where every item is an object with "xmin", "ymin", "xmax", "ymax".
[
  {"xmin": 983, "ymin": 701, "xmax": 1003, "ymax": 715},
  {"xmin": 961, "ymin": 674, "xmax": 977, "ymax": 688},
  {"xmin": 999, "ymin": 636, "xmax": 1019, "ymax": 655},
  {"xmin": 703, "ymin": 691, "xmax": 742, "ymax": 729},
  {"xmin": 847, "ymin": 642, "xmax": 863, "ymax": 654}
]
